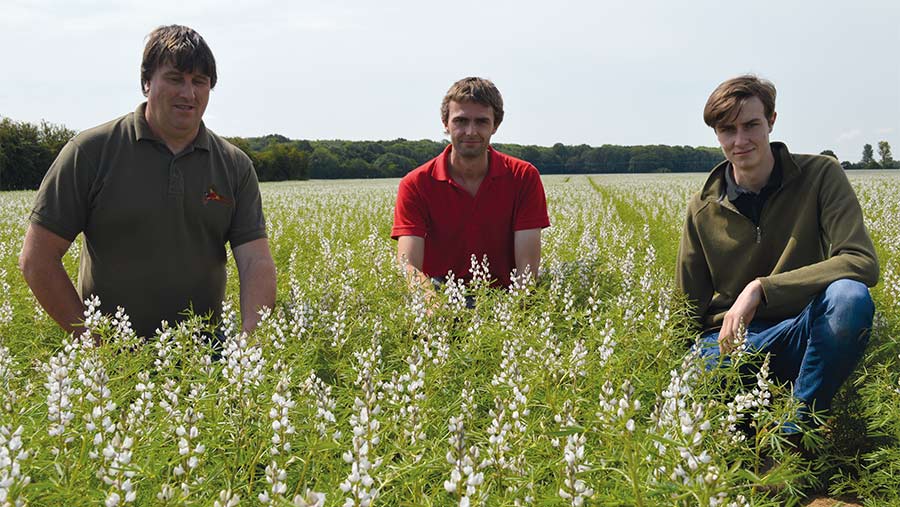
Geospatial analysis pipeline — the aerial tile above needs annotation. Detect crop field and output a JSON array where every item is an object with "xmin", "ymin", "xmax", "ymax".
[{"xmin": 1, "ymin": 172, "xmax": 899, "ymax": 506}]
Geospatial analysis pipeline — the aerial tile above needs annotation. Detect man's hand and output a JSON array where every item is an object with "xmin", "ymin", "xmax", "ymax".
[
  {"xmin": 232, "ymin": 238, "xmax": 276, "ymax": 333},
  {"xmin": 397, "ymin": 235, "xmax": 440, "ymax": 313},
  {"xmin": 718, "ymin": 279, "xmax": 764, "ymax": 354}
]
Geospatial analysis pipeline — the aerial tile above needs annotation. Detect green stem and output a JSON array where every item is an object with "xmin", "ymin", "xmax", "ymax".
[{"xmin": 626, "ymin": 438, "xmax": 645, "ymax": 507}]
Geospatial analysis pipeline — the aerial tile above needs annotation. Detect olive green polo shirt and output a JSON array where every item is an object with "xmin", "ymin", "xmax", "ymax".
[{"xmin": 30, "ymin": 103, "xmax": 266, "ymax": 337}]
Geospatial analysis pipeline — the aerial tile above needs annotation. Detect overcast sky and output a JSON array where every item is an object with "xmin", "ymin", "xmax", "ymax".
[{"xmin": 2, "ymin": 0, "xmax": 897, "ymax": 163}]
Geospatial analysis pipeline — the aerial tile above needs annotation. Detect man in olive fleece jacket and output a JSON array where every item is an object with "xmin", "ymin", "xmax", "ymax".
[{"xmin": 676, "ymin": 75, "xmax": 879, "ymax": 429}]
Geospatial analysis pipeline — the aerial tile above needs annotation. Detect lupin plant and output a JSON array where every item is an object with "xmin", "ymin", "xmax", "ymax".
[{"xmin": 0, "ymin": 173, "xmax": 894, "ymax": 504}]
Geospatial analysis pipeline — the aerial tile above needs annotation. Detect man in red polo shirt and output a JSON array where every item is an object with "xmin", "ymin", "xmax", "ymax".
[{"xmin": 391, "ymin": 77, "xmax": 550, "ymax": 293}]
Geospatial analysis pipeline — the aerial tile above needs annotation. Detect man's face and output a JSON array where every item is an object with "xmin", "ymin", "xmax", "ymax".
[
  {"xmin": 144, "ymin": 61, "xmax": 211, "ymax": 143},
  {"xmin": 444, "ymin": 100, "xmax": 498, "ymax": 159},
  {"xmin": 714, "ymin": 96, "xmax": 776, "ymax": 173}
]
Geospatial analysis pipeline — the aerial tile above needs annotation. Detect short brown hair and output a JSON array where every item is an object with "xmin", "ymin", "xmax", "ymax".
[
  {"xmin": 441, "ymin": 77, "xmax": 504, "ymax": 128},
  {"xmin": 141, "ymin": 25, "xmax": 217, "ymax": 96},
  {"xmin": 703, "ymin": 75, "xmax": 776, "ymax": 129}
]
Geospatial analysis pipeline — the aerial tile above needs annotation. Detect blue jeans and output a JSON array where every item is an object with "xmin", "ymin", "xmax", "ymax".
[{"xmin": 696, "ymin": 279, "xmax": 874, "ymax": 414}]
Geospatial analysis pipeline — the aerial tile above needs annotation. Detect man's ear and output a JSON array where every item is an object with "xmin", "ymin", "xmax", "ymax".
[{"xmin": 768, "ymin": 111, "xmax": 777, "ymax": 132}]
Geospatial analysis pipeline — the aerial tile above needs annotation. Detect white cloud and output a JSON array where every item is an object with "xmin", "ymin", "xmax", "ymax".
[{"xmin": 837, "ymin": 129, "xmax": 862, "ymax": 142}]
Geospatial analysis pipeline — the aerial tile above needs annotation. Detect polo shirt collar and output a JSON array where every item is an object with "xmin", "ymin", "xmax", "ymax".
[
  {"xmin": 431, "ymin": 144, "xmax": 510, "ymax": 182},
  {"xmin": 133, "ymin": 102, "xmax": 211, "ymax": 152}
]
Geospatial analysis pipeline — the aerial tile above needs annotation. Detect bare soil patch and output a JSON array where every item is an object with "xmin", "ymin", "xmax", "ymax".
[{"xmin": 803, "ymin": 496, "xmax": 862, "ymax": 507}]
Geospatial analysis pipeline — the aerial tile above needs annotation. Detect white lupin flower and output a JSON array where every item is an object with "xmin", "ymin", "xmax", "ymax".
[
  {"xmin": 153, "ymin": 328, "xmax": 182, "ymax": 373},
  {"xmin": 650, "ymin": 351, "xmax": 720, "ymax": 487},
  {"xmin": 444, "ymin": 383, "xmax": 482, "ymax": 506},
  {"xmin": 269, "ymin": 375, "xmax": 296, "ymax": 456},
  {"xmin": 383, "ymin": 344, "xmax": 426, "ymax": 450},
  {"xmin": 219, "ymin": 300, "xmax": 239, "ymax": 339},
  {"xmin": 301, "ymin": 371, "xmax": 339, "ymax": 439},
  {"xmin": 595, "ymin": 320, "xmax": 617, "ymax": 367},
  {"xmin": 77, "ymin": 345, "xmax": 116, "ymax": 461},
  {"xmin": 568, "ymin": 339, "xmax": 589, "ymax": 380},
  {"xmin": 494, "ymin": 299, "xmax": 514, "ymax": 333},
  {"xmin": 341, "ymin": 341, "xmax": 382, "ymax": 507},
  {"xmin": 287, "ymin": 277, "xmax": 313, "ymax": 341},
  {"xmin": 165, "ymin": 400, "xmax": 205, "ymax": 498},
  {"xmin": 157, "ymin": 483, "xmax": 174, "ymax": 501},
  {"xmin": 292, "ymin": 489, "xmax": 326, "ymax": 507},
  {"xmin": 221, "ymin": 332, "xmax": 265, "ymax": 398},
  {"xmin": 110, "ymin": 306, "xmax": 139, "ymax": 348},
  {"xmin": 443, "ymin": 272, "xmax": 468, "ymax": 313},
  {"xmin": 556, "ymin": 402, "xmax": 593, "ymax": 506},
  {"xmin": 213, "ymin": 489, "xmax": 240, "ymax": 507},
  {"xmin": 124, "ymin": 371, "xmax": 154, "ymax": 433},
  {"xmin": 0, "ymin": 425, "xmax": 31, "ymax": 507},
  {"xmin": 468, "ymin": 254, "xmax": 492, "ymax": 289},
  {"xmin": 525, "ymin": 313, "xmax": 563, "ymax": 380},
  {"xmin": 722, "ymin": 354, "xmax": 772, "ymax": 443},
  {"xmin": 0, "ymin": 269, "xmax": 13, "ymax": 326},
  {"xmin": 508, "ymin": 265, "xmax": 534, "ymax": 298},
  {"xmin": 0, "ymin": 343, "xmax": 15, "ymax": 415},
  {"xmin": 259, "ymin": 461, "xmax": 289, "ymax": 504},
  {"xmin": 100, "ymin": 431, "xmax": 137, "ymax": 505},
  {"xmin": 45, "ymin": 338, "xmax": 81, "ymax": 452}
]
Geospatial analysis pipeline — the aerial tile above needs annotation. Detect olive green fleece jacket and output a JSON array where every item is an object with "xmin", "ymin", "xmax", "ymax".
[{"xmin": 676, "ymin": 142, "xmax": 879, "ymax": 331}]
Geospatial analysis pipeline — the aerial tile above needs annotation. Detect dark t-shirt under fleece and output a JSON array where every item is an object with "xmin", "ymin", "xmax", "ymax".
[{"xmin": 30, "ymin": 103, "xmax": 266, "ymax": 338}]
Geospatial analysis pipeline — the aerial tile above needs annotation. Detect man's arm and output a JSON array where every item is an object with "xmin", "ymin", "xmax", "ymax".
[
  {"xmin": 513, "ymin": 228, "xmax": 541, "ymax": 280},
  {"xmin": 717, "ymin": 279, "xmax": 763, "ymax": 354},
  {"xmin": 758, "ymin": 161, "xmax": 878, "ymax": 308},
  {"xmin": 676, "ymin": 201, "xmax": 749, "ymax": 353},
  {"xmin": 19, "ymin": 223, "xmax": 84, "ymax": 334},
  {"xmin": 232, "ymin": 238, "xmax": 276, "ymax": 333},
  {"xmin": 397, "ymin": 235, "xmax": 434, "ymax": 291},
  {"xmin": 675, "ymin": 204, "xmax": 714, "ymax": 326}
]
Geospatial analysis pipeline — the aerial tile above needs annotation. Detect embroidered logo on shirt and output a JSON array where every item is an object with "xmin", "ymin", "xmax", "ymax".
[{"xmin": 203, "ymin": 186, "xmax": 233, "ymax": 206}]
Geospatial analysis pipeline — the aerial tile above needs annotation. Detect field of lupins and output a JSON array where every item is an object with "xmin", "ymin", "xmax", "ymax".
[{"xmin": 1, "ymin": 172, "xmax": 899, "ymax": 506}]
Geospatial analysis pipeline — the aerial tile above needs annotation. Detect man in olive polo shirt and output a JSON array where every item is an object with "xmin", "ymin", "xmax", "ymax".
[{"xmin": 19, "ymin": 25, "xmax": 276, "ymax": 339}]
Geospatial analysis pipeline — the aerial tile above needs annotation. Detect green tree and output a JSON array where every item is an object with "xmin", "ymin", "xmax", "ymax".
[
  {"xmin": 861, "ymin": 143, "xmax": 878, "ymax": 168},
  {"xmin": 878, "ymin": 141, "xmax": 894, "ymax": 168},
  {"xmin": 308, "ymin": 147, "xmax": 341, "ymax": 179},
  {"xmin": 819, "ymin": 149, "xmax": 838, "ymax": 160},
  {"xmin": 372, "ymin": 153, "xmax": 416, "ymax": 177},
  {"xmin": 256, "ymin": 143, "xmax": 309, "ymax": 181},
  {"xmin": 224, "ymin": 136, "xmax": 261, "ymax": 169},
  {"xmin": 0, "ymin": 118, "xmax": 77, "ymax": 189}
]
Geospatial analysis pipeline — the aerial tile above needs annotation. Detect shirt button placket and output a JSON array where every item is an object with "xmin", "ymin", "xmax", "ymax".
[{"xmin": 168, "ymin": 152, "xmax": 186, "ymax": 199}]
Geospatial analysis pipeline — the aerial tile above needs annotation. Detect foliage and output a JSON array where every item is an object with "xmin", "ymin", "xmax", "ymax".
[
  {"xmin": 0, "ymin": 173, "xmax": 898, "ymax": 505},
  {"xmin": 861, "ymin": 144, "xmax": 876, "ymax": 168},
  {"xmin": 877, "ymin": 141, "xmax": 894, "ymax": 169},
  {"xmin": 0, "ymin": 117, "xmax": 76, "ymax": 190}
]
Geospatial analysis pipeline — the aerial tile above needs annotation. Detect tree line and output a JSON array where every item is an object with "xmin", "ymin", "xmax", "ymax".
[
  {"xmin": 225, "ymin": 134, "xmax": 731, "ymax": 181},
  {"xmin": 834, "ymin": 141, "xmax": 898, "ymax": 169},
  {"xmin": 1, "ymin": 115, "xmax": 896, "ymax": 190},
  {"xmin": 0, "ymin": 118, "xmax": 76, "ymax": 190}
]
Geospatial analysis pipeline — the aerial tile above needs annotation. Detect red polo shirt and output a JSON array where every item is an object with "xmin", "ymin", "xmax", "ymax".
[{"xmin": 392, "ymin": 145, "xmax": 550, "ymax": 286}]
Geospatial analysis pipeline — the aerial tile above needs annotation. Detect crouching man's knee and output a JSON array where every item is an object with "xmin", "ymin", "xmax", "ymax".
[{"xmin": 820, "ymin": 279, "xmax": 875, "ymax": 348}]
